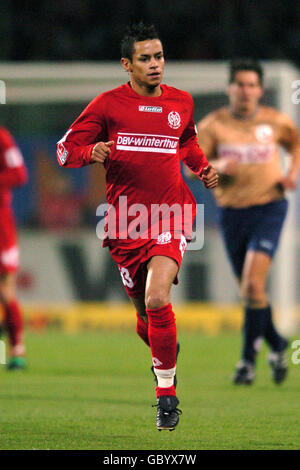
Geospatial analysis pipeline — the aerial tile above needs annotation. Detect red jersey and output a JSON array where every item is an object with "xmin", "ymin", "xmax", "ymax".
[
  {"xmin": 0, "ymin": 127, "xmax": 28, "ymax": 272},
  {"xmin": 0, "ymin": 127, "xmax": 27, "ymax": 208},
  {"xmin": 57, "ymin": 83, "xmax": 208, "ymax": 248}
]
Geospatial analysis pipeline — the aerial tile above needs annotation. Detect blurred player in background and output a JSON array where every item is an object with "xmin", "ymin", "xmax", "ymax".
[
  {"xmin": 57, "ymin": 22, "xmax": 218, "ymax": 430},
  {"xmin": 194, "ymin": 59, "xmax": 300, "ymax": 385},
  {"xmin": 0, "ymin": 126, "xmax": 28, "ymax": 369}
]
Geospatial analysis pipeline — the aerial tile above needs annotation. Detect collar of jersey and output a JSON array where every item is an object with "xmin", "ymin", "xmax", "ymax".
[{"xmin": 124, "ymin": 82, "xmax": 166, "ymax": 99}]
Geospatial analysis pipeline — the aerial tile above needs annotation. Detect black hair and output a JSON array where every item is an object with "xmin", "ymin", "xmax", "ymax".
[
  {"xmin": 120, "ymin": 22, "xmax": 160, "ymax": 61},
  {"xmin": 229, "ymin": 59, "xmax": 264, "ymax": 85}
]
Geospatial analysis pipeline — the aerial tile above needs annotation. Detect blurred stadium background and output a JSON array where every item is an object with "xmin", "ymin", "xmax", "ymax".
[{"xmin": 1, "ymin": 0, "xmax": 300, "ymax": 336}]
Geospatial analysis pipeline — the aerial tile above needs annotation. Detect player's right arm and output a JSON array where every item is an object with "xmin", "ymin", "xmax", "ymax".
[
  {"xmin": 184, "ymin": 112, "xmax": 219, "ymax": 179},
  {"xmin": 57, "ymin": 95, "xmax": 113, "ymax": 168}
]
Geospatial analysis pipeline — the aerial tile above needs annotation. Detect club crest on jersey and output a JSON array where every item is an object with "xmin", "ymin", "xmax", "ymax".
[
  {"xmin": 255, "ymin": 124, "xmax": 274, "ymax": 144},
  {"xmin": 139, "ymin": 105, "xmax": 162, "ymax": 113},
  {"xmin": 168, "ymin": 111, "xmax": 181, "ymax": 129},
  {"xmin": 157, "ymin": 232, "xmax": 172, "ymax": 245}
]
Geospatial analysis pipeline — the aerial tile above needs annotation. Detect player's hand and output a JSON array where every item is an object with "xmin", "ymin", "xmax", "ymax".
[
  {"xmin": 201, "ymin": 164, "xmax": 219, "ymax": 189},
  {"xmin": 91, "ymin": 141, "xmax": 114, "ymax": 163},
  {"xmin": 279, "ymin": 171, "xmax": 298, "ymax": 190}
]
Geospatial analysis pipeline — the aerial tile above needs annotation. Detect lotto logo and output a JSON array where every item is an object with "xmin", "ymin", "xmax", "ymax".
[{"xmin": 139, "ymin": 105, "xmax": 162, "ymax": 113}]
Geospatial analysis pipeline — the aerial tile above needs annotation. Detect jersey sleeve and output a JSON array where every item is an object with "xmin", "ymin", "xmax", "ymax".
[
  {"xmin": 57, "ymin": 94, "xmax": 108, "ymax": 168},
  {"xmin": 0, "ymin": 127, "xmax": 28, "ymax": 189},
  {"xmin": 179, "ymin": 96, "xmax": 209, "ymax": 176}
]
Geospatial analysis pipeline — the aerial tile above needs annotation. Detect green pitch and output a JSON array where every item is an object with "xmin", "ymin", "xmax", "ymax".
[{"xmin": 0, "ymin": 330, "xmax": 299, "ymax": 450}]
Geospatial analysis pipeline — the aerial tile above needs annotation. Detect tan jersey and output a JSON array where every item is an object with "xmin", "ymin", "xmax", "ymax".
[{"xmin": 197, "ymin": 106, "xmax": 300, "ymax": 208}]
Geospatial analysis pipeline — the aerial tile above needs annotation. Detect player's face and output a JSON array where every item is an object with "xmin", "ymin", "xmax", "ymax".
[
  {"xmin": 121, "ymin": 39, "xmax": 164, "ymax": 95},
  {"xmin": 227, "ymin": 71, "xmax": 263, "ymax": 114}
]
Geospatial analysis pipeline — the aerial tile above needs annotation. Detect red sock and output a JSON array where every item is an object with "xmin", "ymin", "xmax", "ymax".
[
  {"xmin": 3, "ymin": 299, "xmax": 24, "ymax": 349},
  {"xmin": 136, "ymin": 313, "xmax": 150, "ymax": 346},
  {"xmin": 146, "ymin": 303, "xmax": 177, "ymax": 397}
]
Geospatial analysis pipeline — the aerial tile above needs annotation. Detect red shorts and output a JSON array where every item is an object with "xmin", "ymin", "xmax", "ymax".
[
  {"xmin": 109, "ymin": 233, "xmax": 187, "ymax": 297},
  {"xmin": 0, "ymin": 208, "xmax": 19, "ymax": 274}
]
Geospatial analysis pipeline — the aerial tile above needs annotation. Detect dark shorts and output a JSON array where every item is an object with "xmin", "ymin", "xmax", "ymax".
[
  {"xmin": 109, "ymin": 233, "xmax": 187, "ymax": 297},
  {"xmin": 217, "ymin": 199, "xmax": 288, "ymax": 279}
]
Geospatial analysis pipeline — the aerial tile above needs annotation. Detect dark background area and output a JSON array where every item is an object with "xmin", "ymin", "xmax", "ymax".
[{"xmin": 0, "ymin": 0, "xmax": 299, "ymax": 66}]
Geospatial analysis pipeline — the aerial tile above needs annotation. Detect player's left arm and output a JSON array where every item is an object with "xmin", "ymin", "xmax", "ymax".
[
  {"xmin": 278, "ymin": 113, "xmax": 300, "ymax": 190},
  {"xmin": 0, "ymin": 128, "xmax": 28, "ymax": 188},
  {"xmin": 179, "ymin": 98, "xmax": 218, "ymax": 189}
]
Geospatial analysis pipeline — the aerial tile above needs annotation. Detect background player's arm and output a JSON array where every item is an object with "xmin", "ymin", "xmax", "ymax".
[
  {"xmin": 57, "ymin": 95, "xmax": 111, "ymax": 168},
  {"xmin": 180, "ymin": 133, "xmax": 218, "ymax": 189},
  {"xmin": 278, "ymin": 113, "xmax": 300, "ymax": 190},
  {"xmin": 0, "ymin": 128, "xmax": 28, "ymax": 188},
  {"xmin": 184, "ymin": 115, "xmax": 216, "ymax": 181},
  {"xmin": 197, "ymin": 115, "xmax": 238, "ymax": 176},
  {"xmin": 185, "ymin": 112, "xmax": 234, "ymax": 180},
  {"xmin": 179, "ymin": 101, "xmax": 218, "ymax": 188}
]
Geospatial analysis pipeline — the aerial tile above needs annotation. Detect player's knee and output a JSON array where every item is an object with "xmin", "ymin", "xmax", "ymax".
[{"xmin": 145, "ymin": 289, "xmax": 169, "ymax": 310}]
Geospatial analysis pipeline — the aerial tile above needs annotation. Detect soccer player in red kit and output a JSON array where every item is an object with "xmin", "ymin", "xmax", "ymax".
[
  {"xmin": 0, "ymin": 127, "xmax": 28, "ymax": 369},
  {"xmin": 57, "ymin": 23, "xmax": 218, "ymax": 430}
]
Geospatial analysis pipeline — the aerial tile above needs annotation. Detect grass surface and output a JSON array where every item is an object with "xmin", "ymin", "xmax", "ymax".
[{"xmin": 0, "ymin": 330, "xmax": 299, "ymax": 450}]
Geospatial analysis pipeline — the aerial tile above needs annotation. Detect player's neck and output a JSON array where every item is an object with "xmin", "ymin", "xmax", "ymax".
[
  {"xmin": 230, "ymin": 106, "xmax": 260, "ymax": 121},
  {"xmin": 129, "ymin": 80, "xmax": 162, "ymax": 97}
]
